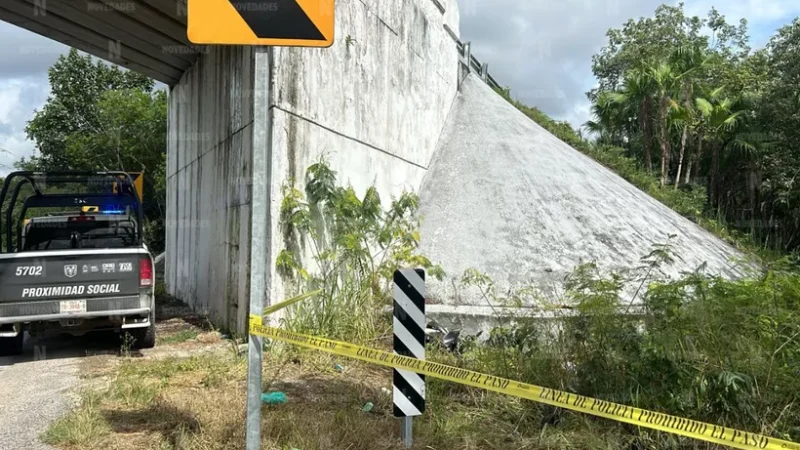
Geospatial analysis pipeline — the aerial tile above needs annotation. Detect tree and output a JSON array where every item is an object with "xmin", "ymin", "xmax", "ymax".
[
  {"xmin": 763, "ymin": 19, "xmax": 800, "ymax": 151},
  {"xmin": 18, "ymin": 49, "xmax": 167, "ymax": 252},
  {"xmin": 590, "ymin": 3, "xmax": 706, "ymax": 97},
  {"xmin": 670, "ymin": 46, "xmax": 706, "ymax": 188},
  {"xmin": 694, "ymin": 88, "xmax": 749, "ymax": 205},
  {"xmin": 24, "ymin": 49, "xmax": 154, "ymax": 170},
  {"xmin": 684, "ymin": 117, "xmax": 704, "ymax": 186},
  {"xmin": 670, "ymin": 101, "xmax": 692, "ymax": 189},
  {"xmin": 583, "ymin": 4, "xmax": 800, "ymax": 251},
  {"xmin": 757, "ymin": 19, "xmax": 800, "ymax": 247},
  {"xmin": 649, "ymin": 62, "xmax": 682, "ymax": 188},
  {"xmin": 583, "ymin": 92, "xmax": 625, "ymax": 146},
  {"xmin": 611, "ymin": 68, "xmax": 656, "ymax": 172}
]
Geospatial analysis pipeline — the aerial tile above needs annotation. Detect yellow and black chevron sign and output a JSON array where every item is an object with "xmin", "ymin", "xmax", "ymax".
[{"xmin": 188, "ymin": 0, "xmax": 335, "ymax": 47}]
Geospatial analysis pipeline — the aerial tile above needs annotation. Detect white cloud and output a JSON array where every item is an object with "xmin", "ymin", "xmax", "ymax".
[
  {"xmin": 0, "ymin": 135, "xmax": 33, "ymax": 171},
  {"xmin": 0, "ymin": 22, "xmax": 67, "ymax": 176},
  {"xmin": 0, "ymin": 81, "xmax": 29, "ymax": 125},
  {"xmin": 0, "ymin": 79, "xmax": 50, "ymax": 176},
  {"xmin": 457, "ymin": 0, "xmax": 665, "ymax": 126}
]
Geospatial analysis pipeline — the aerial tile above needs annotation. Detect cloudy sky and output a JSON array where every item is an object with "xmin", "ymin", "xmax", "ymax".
[
  {"xmin": 1, "ymin": 0, "xmax": 799, "ymax": 174},
  {"xmin": 456, "ymin": 0, "xmax": 799, "ymax": 129},
  {"xmin": 0, "ymin": 23, "xmax": 68, "ymax": 174}
]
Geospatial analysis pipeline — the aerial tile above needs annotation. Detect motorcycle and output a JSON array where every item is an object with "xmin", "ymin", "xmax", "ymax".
[{"xmin": 425, "ymin": 320, "xmax": 462, "ymax": 353}]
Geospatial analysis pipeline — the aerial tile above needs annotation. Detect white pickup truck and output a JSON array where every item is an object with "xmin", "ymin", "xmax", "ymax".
[{"xmin": 0, "ymin": 172, "xmax": 156, "ymax": 355}]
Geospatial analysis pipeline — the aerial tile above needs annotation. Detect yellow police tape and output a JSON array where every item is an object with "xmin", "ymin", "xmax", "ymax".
[
  {"xmin": 261, "ymin": 289, "xmax": 323, "ymax": 316},
  {"xmin": 249, "ymin": 315, "xmax": 799, "ymax": 450}
]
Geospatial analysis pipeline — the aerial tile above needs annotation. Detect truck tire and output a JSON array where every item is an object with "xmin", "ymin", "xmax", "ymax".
[
  {"xmin": 0, "ymin": 332, "xmax": 24, "ymax": 356},
  {"xmin": 130, "ymin": 312, "xmax": 156, "ymax": 349}
]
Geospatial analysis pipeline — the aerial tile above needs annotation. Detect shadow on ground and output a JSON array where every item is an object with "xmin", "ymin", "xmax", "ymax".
[
  {"xmin": 87, "ymin": 366, "xmax": 402, "ymax": 450},
  {"xmin": 0, "ymin": 295, "xmax": 213, "ymax": 367},
  {"xmin": 102, "ymin": 402, "xmax": 202, "ymax": 445},
  {"xmin": 0, "ymin": 331, "xmax": 130, "ymax": 366}
]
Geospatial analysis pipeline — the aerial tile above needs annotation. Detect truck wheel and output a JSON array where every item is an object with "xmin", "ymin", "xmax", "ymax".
[
  {"xmin": 130, "ymin": 312, "xmax": 156, "ymax": 349},
  {"xmin": 0, "ymin": 332, "xmax": 25, "ymax": 356}
]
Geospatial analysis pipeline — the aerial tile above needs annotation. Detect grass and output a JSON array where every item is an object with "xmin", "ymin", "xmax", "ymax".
[
  {"xmin": 43, "ymin": 390, "xmax": 111, "ymax": 448},
  {"xmin": 45, "ymin": 269, "xmax": 800, "ymax": 449},
  {"xmin": 156, "ymin": 329, "xmax": 199, "ymax": 345},
  {"xmin": 44, "ymin": 156, "xmax": 800, "ymax": 450},
  {"xmin": 43, "ymin": 351, "xmax": 246, "ymax": 450},
  {"xmin": 43, "ymin": 344, "xmax": 649, "ymax": 450}
]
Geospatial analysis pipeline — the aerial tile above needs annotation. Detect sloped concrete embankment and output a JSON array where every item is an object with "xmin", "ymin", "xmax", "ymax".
[{"xmin": 418, "ymin": 74, "xmax": 752, "ymax": 328}]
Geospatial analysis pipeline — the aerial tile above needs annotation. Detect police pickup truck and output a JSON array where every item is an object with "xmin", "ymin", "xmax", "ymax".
[{"xmin": 0, "ymin": 172, "xmax": 155, "ymax": 355}]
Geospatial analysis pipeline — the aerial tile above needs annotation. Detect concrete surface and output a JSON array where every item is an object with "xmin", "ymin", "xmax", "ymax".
[
  {"xmin": 166, "ymin": 0, "xmax": 461, "ymax": 333},
  {"xmin": 165, "ymin": 46, "xmax": 254, "ymax": 334},
  {"xmin": 266, "ymin": 0, "xmax": 461, "ymax": 308},
  {"xmin": 418, "ymin": 74, "xmax": 753, "ymax": 308}
]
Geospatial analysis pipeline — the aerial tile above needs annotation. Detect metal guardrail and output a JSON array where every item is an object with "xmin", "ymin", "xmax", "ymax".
[
  {"xmin": 452, "ymin": 34, "xmax": 502, "ymax": 91},
  {"xmin": 436, "ymin": 2, "xmax": 502, "ymax": 90}
]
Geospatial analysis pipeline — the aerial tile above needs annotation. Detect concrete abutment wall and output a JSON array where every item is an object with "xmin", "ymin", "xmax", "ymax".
[
  {"xmin": 265, "ymin": 0, "xmax": 461, "ymax": 312},
  {"xmin": 166, "ymin": 0, "xmax": 461, "ymax": 334},
  {"xmin": 166, "ymin": 46, "xmax": 255, "ymax": 334}
]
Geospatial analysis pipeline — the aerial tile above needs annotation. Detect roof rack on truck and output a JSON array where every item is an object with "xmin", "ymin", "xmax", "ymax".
[{"xmin": 0, "ymin": 171, "xmax": 144, "ymax": 253}]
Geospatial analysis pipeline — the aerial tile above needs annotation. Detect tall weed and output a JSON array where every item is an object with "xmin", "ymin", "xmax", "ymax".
[
  {"xmin": 276, "ymin": 160, "xmax": 800, "ymax": 446},
  {"xmin": 277, "ymin": 159, "xmax": 443, "ymax": 343},
  {"xmin": 458, "ymin": 254, "xmax": 800, "ymax": 444}
]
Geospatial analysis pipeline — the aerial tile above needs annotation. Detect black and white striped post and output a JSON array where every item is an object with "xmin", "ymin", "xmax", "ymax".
[{"xmin": 393, "ymin": 268, "xmax": 426, "ymax": 448}]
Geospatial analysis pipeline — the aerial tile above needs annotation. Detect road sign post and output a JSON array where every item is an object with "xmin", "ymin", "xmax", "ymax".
[
  {"xmin": 187, "ymin": 2, "xmax": 334, "ymax": 448},
  {"xmin": 243, "ymin": 46, "xmax": 273, "ymax": 450},
  {"xmin": 402, "ymin": 416, "xmax": 413, "ymax": 448},
  {"xmin": 393, "ymin": 268, "xmax": 426, "ymax": 448}
]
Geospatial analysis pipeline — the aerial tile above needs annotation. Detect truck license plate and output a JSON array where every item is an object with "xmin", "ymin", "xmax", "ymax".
[{"xmin": 60, "ymin": 300, "xmax": 86, "ymax": 314}]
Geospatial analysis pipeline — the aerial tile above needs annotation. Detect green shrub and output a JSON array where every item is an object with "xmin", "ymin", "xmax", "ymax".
[
  {"xmin": 277, "ymin": 159, "xmax": 444, "ymax": 343},
  {"xmin": 457, "ymin": 260, "xmax": 800, "ymax": 445}
]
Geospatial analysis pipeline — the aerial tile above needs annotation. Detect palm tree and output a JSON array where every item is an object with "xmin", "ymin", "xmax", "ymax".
[
  {"xmin": 649, "ymin": 63, "xmax": 682, "ymax": 187},
  {"xmin": 684, "ymin": 129, "xmax": 703, "ymax": 185},
  {"xmin": 612, "ymin": 68, "xmax": 656, "ymax": 172},
  {"xmin": 694, "ymin": 89, "xmax": 749, "ymax": 205},
  {"xmin": 583, "ymin": 92, "xmax": 624, "ymax": 145},
  {"xmin": 671, "ymin": 47, "xmax": 706, "ymax": 189},
  {"xmin": 684, "ymin": 86, "xmax": 717, "ymax": 185},
  {"xmin": 648, "ymin": 47, "xmax": 706, "ymax": 188},
  {"xmin": 670, "ymin": 103, "xmax": 693, "ymax": 189}
]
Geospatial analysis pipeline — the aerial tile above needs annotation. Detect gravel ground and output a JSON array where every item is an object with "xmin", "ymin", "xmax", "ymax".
[
  {"xmin": 0, "ymin": 333, "xmax": 117, "ymax": 450},
  {"xmin": 0, "ymin": 298, "xmax": 214, "ymax": 450}
]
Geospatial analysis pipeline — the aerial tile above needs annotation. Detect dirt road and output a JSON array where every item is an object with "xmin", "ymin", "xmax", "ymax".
[
  {"xmin": 0, "ymin": 299, "xmax": 219, "ymax": 450},
  {"xmin": 0, "ymin": 334, "xmax": 119, "ymax": 450}
]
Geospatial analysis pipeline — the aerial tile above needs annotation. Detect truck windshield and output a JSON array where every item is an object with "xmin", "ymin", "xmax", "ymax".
[{"xmin": 22, "ymin": 216, "xmax": 137, "ymax": 251}]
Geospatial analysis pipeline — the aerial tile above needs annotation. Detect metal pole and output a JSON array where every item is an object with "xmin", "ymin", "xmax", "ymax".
[
  {"xmin": 458, "ymin": 42, "xmax": 472, "ymax": 91},
  {"xmin": 245, "ymin": 46, "xmax": 273, "ymax": 450},
  {"xmin": 401, "ymin": 417, "xmax": 413, "ymax": 448}
]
